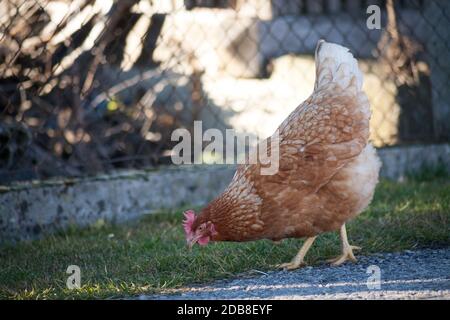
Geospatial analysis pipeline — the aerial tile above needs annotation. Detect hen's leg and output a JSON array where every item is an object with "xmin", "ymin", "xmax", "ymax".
[
  {"xmin": 327, "ymin": 223, "xmax": 361, "ymax": 266},
  {"xmin": 278, "ymin": 236, "xmax": 317, "ymax": 270}
]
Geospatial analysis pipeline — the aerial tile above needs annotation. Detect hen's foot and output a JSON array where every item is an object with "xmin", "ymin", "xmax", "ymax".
[
  {"xmin": 327, "ymin": 223, "xmax": 361, "ymax": 266},
  {"xmin": 278, "ymin": 236, "xmax": 316, "ymax": 271},
  {"xmin": 327, "ymin": 245, "xmax": 361, "ymax": 266},
  {"xmin": 277, "ymin": 261, "xmax": 306, "ymax": 270}
]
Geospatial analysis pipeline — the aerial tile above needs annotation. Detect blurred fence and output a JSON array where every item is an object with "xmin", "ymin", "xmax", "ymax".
[{"xmin": 0, "ymin": 0, "xmax": 449, "ymax": 183}]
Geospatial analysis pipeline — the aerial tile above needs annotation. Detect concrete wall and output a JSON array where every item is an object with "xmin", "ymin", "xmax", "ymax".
[
  {"xmin": 0, "ymin": 166, "xmax": 235, "ymax": 243},
  {"xmin": 0, "ymin": 144, "xmax": 449, "ymax": 243},
  {"xmin": 377, "ymin": 144, "xmax": 450, "ymax": 180}
]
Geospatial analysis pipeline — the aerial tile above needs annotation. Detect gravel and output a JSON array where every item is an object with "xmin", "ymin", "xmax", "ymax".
[{"xmin": 140, "ymin": 248, "xmax": 450, "ymax": 300}]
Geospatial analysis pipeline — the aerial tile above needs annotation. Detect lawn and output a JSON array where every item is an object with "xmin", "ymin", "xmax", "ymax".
[{"xmin": 0, "ymin": 178, "xmax": 449, "ymax": 299}]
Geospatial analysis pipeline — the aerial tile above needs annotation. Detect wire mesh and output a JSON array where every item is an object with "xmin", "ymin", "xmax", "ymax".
[{"xmin": 0, "ymin": 0, "xmax": 449, "ymax": 183}]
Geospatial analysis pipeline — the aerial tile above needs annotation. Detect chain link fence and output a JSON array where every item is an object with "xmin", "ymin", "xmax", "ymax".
[{"xmin": 0, "ymin": 0, "xmax": 449, "ymax": 183}]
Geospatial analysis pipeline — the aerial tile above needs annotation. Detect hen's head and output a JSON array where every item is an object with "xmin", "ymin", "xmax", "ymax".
[{"xmin": 183, "ymin": 210, "xmax": 217, "ymax": 249}]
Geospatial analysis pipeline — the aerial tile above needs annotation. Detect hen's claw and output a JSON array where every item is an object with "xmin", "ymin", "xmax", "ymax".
[
  {"xmin": 326, "ymin": 224, "xmax": 361, "ymax": 266},
  {"xmin": 277, "ymin": 261, "xmax": 306, "ymax": 270},
  {"xmin": 327, "ymin": 245, "xmax": 361, "ymax": 266},
  {"xmin": 277, "ymin": 236, "xmax": 316, "ymax": 271}
]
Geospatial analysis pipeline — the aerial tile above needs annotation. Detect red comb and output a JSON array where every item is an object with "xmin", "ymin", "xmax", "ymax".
[{"xmin": 182, "ymin": 210, "xmax": 196, "ymax": 236}]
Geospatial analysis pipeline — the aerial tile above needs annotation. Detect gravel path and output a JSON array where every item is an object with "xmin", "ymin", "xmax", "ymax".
[{"xmin": 141, "ymin": 248, "xmax": 450, "ymax": 300}]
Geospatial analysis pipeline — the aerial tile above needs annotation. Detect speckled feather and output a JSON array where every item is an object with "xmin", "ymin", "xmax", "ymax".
[{"xmin": 194, "ymin": 41, "xmax": 381, "ymax": 242}]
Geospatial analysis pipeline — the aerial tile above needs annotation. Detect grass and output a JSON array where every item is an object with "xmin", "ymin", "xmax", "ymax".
[{"xmin": 0, "ymin": 178, "xmax": 449, "ymax": 299}]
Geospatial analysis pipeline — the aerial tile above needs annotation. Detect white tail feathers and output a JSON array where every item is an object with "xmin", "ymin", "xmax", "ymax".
[{"xmin": 315, "ymin": 40, "xmax": 363, "ymax": 90}]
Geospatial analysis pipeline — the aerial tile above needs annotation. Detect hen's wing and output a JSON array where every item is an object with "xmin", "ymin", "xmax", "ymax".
[{"xmin": 253, "ymin": 80, "xmax": 370, "ymax": 195}]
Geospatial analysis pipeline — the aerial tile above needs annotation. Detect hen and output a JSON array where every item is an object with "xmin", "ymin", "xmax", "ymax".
[{"xmin": 184, "ymin": 40, "xmax": 381, "ymax": 270}]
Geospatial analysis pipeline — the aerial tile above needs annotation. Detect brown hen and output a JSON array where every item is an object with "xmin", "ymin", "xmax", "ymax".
[{"xmin": 184, "ymin": 40, "xmax": 381, "ymax": 270}]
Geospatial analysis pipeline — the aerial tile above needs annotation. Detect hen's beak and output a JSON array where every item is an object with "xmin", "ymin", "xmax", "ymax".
[{"xmin": 187, "ymin": 235, "xmax": 201, "ymax": 250}]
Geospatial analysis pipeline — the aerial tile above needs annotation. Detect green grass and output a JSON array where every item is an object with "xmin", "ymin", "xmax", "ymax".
[{"xmin": 1, "ymin": 179, "xmax": 449, "ymax": 299}]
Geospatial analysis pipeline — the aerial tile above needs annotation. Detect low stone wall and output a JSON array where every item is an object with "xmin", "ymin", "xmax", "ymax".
[
  {"xmin": 0, "ymin": 166, "xmax": 235, "ymax": 243},
  {"xmin": 377, "ymin": 144, "xmax": 449, "ymax": 180},
  {"xmin": 0, "ymin": 144, "xmax": 448, "ymax": 243}
]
